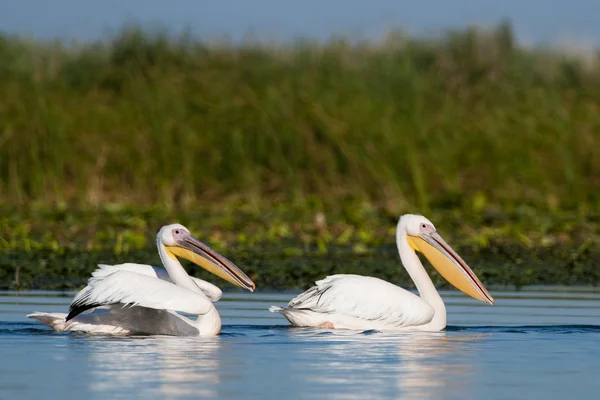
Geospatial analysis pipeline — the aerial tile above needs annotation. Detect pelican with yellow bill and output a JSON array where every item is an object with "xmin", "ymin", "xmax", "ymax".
[
  {"xmin": 270, "ymin": 214, "xmax": 494, "ymax": 331},
  {"xmin": 28, "ymin": 224, "xmax": 256, "ymax": 336}
]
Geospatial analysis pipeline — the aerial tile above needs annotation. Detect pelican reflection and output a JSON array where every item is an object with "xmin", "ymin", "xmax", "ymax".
[
  {"xmin": 284, "ymin": 329, "xmax": 487, "ymax": 399},
  {"xmin": 84, "ymin": 336, "xmax": 222, "ymax": 398}
]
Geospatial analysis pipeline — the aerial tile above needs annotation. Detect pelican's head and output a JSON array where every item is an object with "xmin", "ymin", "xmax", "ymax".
[
  {"xmin": 158, "ymin": 224, "xmax": 255, "ymax": 292},
  {"xmin": 399, "ymin": 214, "xmax": 494, "ymax": 305}
]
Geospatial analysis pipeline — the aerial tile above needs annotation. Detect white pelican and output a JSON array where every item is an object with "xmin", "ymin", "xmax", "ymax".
[
  {"xmin": 28, "ymin": 223, "xmax": 255, "ymax": 336},
  {"xmin": 270, "ymin": 214, "xmax": 494, "ymax": 331}
]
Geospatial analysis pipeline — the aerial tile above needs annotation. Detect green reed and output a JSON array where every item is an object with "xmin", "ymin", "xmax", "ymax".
[{"xmin": 1, "ymin": 23, "xmax": 599, "ymax": 215}]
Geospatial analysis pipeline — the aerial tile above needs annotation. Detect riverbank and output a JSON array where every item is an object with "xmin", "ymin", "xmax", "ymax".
[
  {"xmin": 1, "ymin": 24, "xmax": 599, "ymax": 289},
  {"xmin": 1, "ymin": 206, "xmax": 598, "ymax": 290}
]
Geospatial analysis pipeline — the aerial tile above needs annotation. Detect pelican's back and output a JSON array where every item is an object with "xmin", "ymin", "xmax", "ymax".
[{"xmin": 270, "ymin": 274, "xmax": 435, "ymax": 330}]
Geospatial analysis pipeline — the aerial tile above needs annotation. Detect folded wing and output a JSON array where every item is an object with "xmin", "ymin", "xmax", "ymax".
[
  {"xmin": 286, "ymin": 274, "xmax": 435, "ymax": 328},
  {"xmin": 93, "ymin": 263, "xmax": 222, "ymax": 302},
  {"xmin": 67, "ymin": 270, "xmax": 213, "ymax": 321}
]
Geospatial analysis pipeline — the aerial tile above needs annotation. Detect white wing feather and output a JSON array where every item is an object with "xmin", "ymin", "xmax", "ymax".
[
  {"xmin": 285, "ymin": 274, "xmax": 435, "ymax": 327},
  {"xmin": 68, "ymin": 270, "xmax": 213, "ymax": 320},
  {"xmin": 93, "ymin": 263, "xmax": 222, "ymax": 302}
]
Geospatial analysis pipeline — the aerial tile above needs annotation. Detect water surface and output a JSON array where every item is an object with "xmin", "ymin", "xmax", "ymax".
[{"xmin": 1, "ymin": 288, "xmax": 600, "ymax": 399}]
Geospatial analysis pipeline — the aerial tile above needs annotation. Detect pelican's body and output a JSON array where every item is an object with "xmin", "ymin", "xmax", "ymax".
[
  {"xmin": 270, "ymin": 214, "xmax": 494, "ymax": 331},
  {"xmin": 28, "ymin": 224, "xmax": 255, "ymax": 336}
]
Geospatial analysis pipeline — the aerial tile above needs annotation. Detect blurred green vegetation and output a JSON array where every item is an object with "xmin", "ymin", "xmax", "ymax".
[
  {"xmin": 0, "ymin": 23, "xmax": 599, "ymax": 290},
  {"xmin": 1, "ymin": 206, "xmax": 599, "ymax": 290},
  {"xmin": 1, "ymin": 23, "xmax": 600, "ymax": 210}
]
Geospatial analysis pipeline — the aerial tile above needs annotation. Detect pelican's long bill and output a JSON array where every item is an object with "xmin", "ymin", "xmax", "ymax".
[
  {"xmin": 407, "ymin": 231, "xmax": 494, "ymax": 304},
  {"xmin": 166, "ymin": 234, "xmax": 255, "ymax": 292}
]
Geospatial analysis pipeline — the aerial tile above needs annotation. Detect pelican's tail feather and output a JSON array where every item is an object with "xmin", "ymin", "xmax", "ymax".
[
  {"xmin": 27, "ymin": 312, "xmax": 69, "ymax": 331},
  {"xmin": 28, "ymin": 310, "xmax": 130, "ymax": 335}
]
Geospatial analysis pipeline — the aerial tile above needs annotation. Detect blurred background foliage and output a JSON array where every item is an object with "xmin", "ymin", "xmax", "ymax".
[{"xmin": 1, "ymin": 22, "xmax": 599, "ymax": 289}]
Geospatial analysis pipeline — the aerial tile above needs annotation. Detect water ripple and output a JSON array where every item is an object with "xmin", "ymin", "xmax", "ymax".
[{"xmin": 2, "ymin": 289, "xmax": 600, "ymax": 400}]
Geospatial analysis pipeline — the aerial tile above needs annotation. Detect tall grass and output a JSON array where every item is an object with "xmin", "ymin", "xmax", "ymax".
[{"xmin": 1, "ymin": 23, "xmax": 599, "ymax": 214}]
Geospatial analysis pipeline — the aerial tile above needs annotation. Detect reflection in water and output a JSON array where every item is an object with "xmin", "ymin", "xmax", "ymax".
[
  {"xmin": 393, "ymin": 333, "xmax": 485, "ymax": 399},
  {"xmin": 5, "ymin": 290, "xmax": 599, "ymax": 400},
  {"xmin": 76, "ymin": 326, "xmax": 487, "ymax": 400},
  {"xmin": 85, "ymin": 336, "xmax": 221, "ymax": 398},
  {"xmin": 286, "ymin": 329, "xmax": 487, "ymax": 400}
]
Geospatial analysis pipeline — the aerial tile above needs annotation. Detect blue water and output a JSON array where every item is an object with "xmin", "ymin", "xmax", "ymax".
[{"xmin": 2, "ymin": 289, "xmax": 600, "ymax": 399}]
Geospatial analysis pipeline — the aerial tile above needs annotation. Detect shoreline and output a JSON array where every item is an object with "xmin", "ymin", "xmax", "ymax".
[
  {"xmin": 0, "ymin": 222, "xmax": 600, "ymax": 290},
  {"xmin": 2, "ymin": 208, "xmax": 598, "ymax": 290}
]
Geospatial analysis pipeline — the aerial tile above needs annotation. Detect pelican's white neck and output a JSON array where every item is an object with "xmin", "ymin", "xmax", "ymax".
[
  {"xmin": 157, "ymin": 237, "xmax": 200, "ymax": 293},
  {"xmin": 396, "ymin": 219, "xmax": 446, "ymax": 330},
  {"xmin": 156, "ymin": 230, "xmax": 220, "ymax": 335}
]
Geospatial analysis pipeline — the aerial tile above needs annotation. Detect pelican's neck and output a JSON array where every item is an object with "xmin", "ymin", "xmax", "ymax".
[
  {"xmin": 396, "ymin": 224, "xmax": 446, "ymax": 329},
  {"xmin": 157, "ymin": 239, "xmax": 200, "ymax": 293},
  {"xmin": 157, "ymin": 235, "xmax": 220, "ymax": 335}
]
